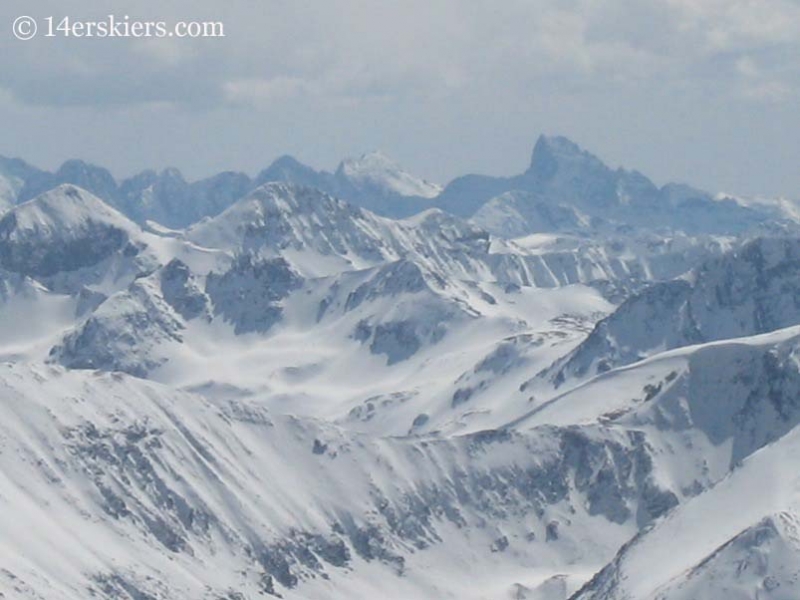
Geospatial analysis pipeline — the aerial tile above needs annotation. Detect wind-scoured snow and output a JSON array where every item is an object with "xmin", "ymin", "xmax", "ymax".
[
  {"xmin": 552, "ymin": 237, "xmax": 800, "ymax": 384},
  {"xmin": 337, "ymin": 150, "xmax": 442, "ymax": 199},
  {"xmin": 2, "ymin": 136, "xmax": 800, "ymax": 599}
]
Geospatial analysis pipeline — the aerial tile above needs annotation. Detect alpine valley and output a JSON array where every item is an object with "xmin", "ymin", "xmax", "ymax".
[{"xmin": 1, "ymin": 136, "xmax": 799, "ymax": 600}]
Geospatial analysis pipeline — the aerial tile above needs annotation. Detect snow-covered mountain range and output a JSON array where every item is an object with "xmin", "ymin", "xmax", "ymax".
[{"xmin": 2, "ymin": 137, "xmax": 800, "ymax": 599}]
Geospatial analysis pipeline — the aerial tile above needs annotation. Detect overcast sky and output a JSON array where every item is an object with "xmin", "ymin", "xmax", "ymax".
[{"xmin": 0, "ymin": 0, "xmax": 798, "ymax": 197}]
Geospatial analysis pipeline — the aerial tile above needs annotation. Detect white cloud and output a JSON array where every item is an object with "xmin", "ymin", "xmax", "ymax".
[
  {"xmin": 1, "ymin": 0, "xmax": 798, "ymax": 108},
  {"xmin": 223, "ymin": 77, "xmax": 317, "ymax": 106},
  {"xmin": 0, "ymin": 0, "xmax": 798, "ymax": 197}
]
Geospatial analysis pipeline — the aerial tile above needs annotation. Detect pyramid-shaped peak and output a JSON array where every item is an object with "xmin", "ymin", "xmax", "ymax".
[
  {"xmin": 254, "ymin": 155, "xmax": 325, "ymax": 188},
  {"xmin": 268, "ymin": 155, "xmax": 308, "ymax": 170},
  {"xmin": 528, "ymin": 135, "xmax": 609, "ymax": 179},
  {"xmin": 535, "ymin": 135, "xmax": 584, "ymax": 155},
  {"xmin": 56, "ymin": 158, "xmax": 114, "ymax": 181},
  {"xmin": 3, "ymin": 184, "xmax": 135, "ymax": 234}
]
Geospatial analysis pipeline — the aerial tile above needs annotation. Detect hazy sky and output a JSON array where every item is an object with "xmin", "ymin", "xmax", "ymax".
[{"xmin": 1, "ymin": 0, "xmax": 798, "ymax": 197}]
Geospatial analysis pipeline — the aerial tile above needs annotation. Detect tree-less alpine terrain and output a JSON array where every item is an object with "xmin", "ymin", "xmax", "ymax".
[{"xmin": 3, "ymin": 135, "xmax": 800, "ymax": 599}]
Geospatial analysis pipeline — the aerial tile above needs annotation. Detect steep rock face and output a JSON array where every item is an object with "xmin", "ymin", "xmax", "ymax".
[
  {"xmin": 118, "ymin": 168, "xmax": 252, "ymax": 228},
  {"xmin": 0, "ymin": 364, "xmax": 681, "ymax": 600},
  {"xmin": 0, "ymin": 156, "xmax": 42, "ymax": 210},
  {"xmin": 51, "ymin": 278, "xmax": 184, "ymax": 377},
  {"xmin": 188, "ymin": 182, "xmax": 658, "ymax": 291},
  {"xmin": 205, "ymin": 254, "xmax": 302, "ymax": 334},
  {"xmin": 159, "ymin": 259, "xmax": 209, "ymax": 321},
  {"xmin": 347, "ymin": 265, "xmax": 469, "ymax": 365},
  {"xmin": 554, "ymin": 237, "xmax": 800, "ymax": 382},
  {"xmin": 117, "ymin": 168, "xmax": 188, "ymax": 226},
  {"xmin": 342, "ymin": 260, "xmax": 445, "ymax": 312},
  {"xmin": 0, "ymin": 185, "xmax": 142, "ymax": 279},
  {"xmin": 188, "ymin": 184, "xmax": 494, "ymax": 280},
  {"xmin": 188, "ymin": 183, "xmax": 392, "ymax": 271},
  {"xmin": 436, "ymin": 135, "xmax": 774, "ymax": 237},
  {"xmin": 254, "ymin": 154, "xmax": 333, "ymax": 191},
  {"xmin": 18, "ymin": 159, "xmax": 119, "ymax": 205},
  {"xmin": 569, "ymin": 420, "xmax": 800, "ymax": 600},
  {"xmin": 436, "ymin": 135, "xmax": 643, "ymax": 217},
  {"xmin": 524, "ymin": 136, "xmax": 622, "ymax": 211}
]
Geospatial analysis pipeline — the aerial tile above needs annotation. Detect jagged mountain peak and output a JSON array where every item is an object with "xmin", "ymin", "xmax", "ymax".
[
  {"xmin": 549, "ymin": 236, "xmax": 800, "ymax": 384},
  {"xmin": 122, "ymin": 168, "xmax": 158, "ymax": 186},
  {"xmin": 528, "ymin": 134, "xmax": 609, "ymax": 179},
  {"xmin": 243, "ymin": 181, "xmax": 346, "ymax": 213},
  {"xmin": 57, "ymin": 158, "xmax": 109, "ymax": 175},
  {"xmin": 157, "ymin": 166, "xmax": 186, "ymax": 182},
  {"xmin": 186, "ymin": 182, "xmax": 372, "ymax": 271},
  {"xmin": 55, "ymin": 159, "xmax": 118, "ymax": 196},
  {"xmin": 531, "ymin": 134, "xmax": 585, "ymax": 158},
  {"xmin": 0, "ymin": 155, "xmax": 41, "ymax": 180},
  {"xmin": 268, "ymin": 154, "xmax": 309, "ymax": 170},
  {"xmin": 253, "ymin": 154, "xmax": 329, "ymax": 190}
]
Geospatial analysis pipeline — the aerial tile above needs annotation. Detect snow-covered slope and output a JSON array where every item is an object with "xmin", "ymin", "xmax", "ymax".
[
  {"xmin": 571, "ymin": 422, "xmax": 800, "ymax": 600},
  {"xmin": 337, "ymin": 151, "xmax": 441, "ymax": 199},
  {"xmin": 552, "ymin": 237, "xmax": 800, "ymax": 383},
  {"xmin": 0, "ymin": 184, "xmax": 149, "ymax": 285},
  {"xmin": 520, "ymin": 325, "xmax": 800, "ymax": 470},
  {"xmin": 254, "ymin": 151, "xmax": 440, "ymax": 218},
  {"xmin": 3, "ymin": 146, "xmax": 800, "ymax": 600},
  {"xmin": 437, "ymin": 135, "xmax": 792, "ymax": 237},
  {"xmin": 0, "ymin": 180, "xmax": 15, "ymax": 214},
  {"xmin": 11, "ymin": 325, "xmax": 800, "ymax": 599},
  {"xmin": 471, "ymin": 191, "xmax": 594, "ymax": 238},
  {"xmin": 498, "ymin": 324, "xmax": 800, "ymax": 599},
  {"xmin": 187, "ymin": 182, "xmax": 626, "ymax": 286},
  {"xmin": 5, "ymin": 135, "xmax": 793, "ymax": 233},
  {"xmin": 0, "ymin": 362, "xmax": 680, "ymax": 600}
]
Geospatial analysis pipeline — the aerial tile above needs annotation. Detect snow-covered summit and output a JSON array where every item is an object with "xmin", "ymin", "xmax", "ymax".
[
  {"xmin": 3, "ymin": 184, "xmax": 136, "ymax": 236},
  {"xmin": 0, "ymin": 184, "xmax": 157, "ymax": 296},
  {"xmin": 5, "ymin": 140, "xmax": 800, "ymax": 599},
  {"xmin": 336, "ymin": 150, "xmax": 442, "ymax": 199}
]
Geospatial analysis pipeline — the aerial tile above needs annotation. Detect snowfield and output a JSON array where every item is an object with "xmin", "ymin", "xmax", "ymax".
[{"xmin": 1, "ymin": 136, "xmax": 800, "ymax": 599}]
